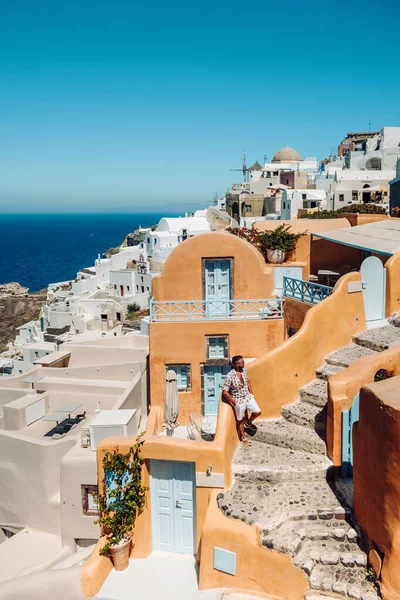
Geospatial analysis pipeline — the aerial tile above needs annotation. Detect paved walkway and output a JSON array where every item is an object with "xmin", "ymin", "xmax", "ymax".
[{"xmin": 94, "ymin": 552, "xmax": 224, "ymax": 600}]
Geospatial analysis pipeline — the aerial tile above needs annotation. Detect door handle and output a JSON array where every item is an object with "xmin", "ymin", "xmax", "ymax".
[{"xmin": 176, "ymin": 500, "xmax": 182, "ymax": 509}]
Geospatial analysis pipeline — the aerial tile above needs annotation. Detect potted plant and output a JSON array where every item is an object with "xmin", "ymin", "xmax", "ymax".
[
  {"xmin": 95, "ymin": 435, "xmax": 148, "ymax": 571},
  {"xmin": 261, "ymin": 224, "xmax": 307, "ymax": 263}
]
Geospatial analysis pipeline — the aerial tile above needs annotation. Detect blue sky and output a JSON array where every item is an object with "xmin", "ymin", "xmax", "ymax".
[{"xmin": 1, "ymin": 0, "xmax": 399, "ymax": 212}]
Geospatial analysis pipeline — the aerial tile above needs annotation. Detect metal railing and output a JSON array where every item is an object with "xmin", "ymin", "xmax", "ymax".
[
  {"xmin": 149, "ymin": 298, "xmax": 283, "ymax": 322},
  {"xmin": 283, "ymin": 276, "xmax": 333, "ymax": 305}
]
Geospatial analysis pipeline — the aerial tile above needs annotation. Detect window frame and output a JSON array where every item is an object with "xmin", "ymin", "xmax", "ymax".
[
  {"xmin": 81, "ymin": 484, "xmax": 99, "ymax": 517},
  {"xmin": 206, "ymin": 335, "xmax": 229, "ymax": 359},
  {"xmin": 165, "ymin": 364, "xmax": 191, "ymax": 392}
]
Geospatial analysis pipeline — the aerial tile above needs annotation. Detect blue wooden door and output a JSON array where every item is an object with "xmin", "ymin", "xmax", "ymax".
[
  {"xmin": 204, "ymin": 365, "xmax": 230, "ymax": 416},
  {"xmin": 205, "ymin": 260, "xmax": 230, "ymax": 318},
  {"xmin": 360, "ymin": 256, "xmax": 386, "ymax": 322},
  {"xmin": 341, "ymin": 392, "xmax": 360, "ymax": 477},
  {"xmin": 151, "ymin": 460, "xmax": 196, "ymax": 554}
]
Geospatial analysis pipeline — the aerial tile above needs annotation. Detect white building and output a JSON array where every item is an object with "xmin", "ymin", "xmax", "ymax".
[
  {"xmin": 280, "ymin": 189, "xmax": 327, "ymax": 219},
  {"xmin": 145, "ymin": 213, "xmax": 211, "ymax": 261}
]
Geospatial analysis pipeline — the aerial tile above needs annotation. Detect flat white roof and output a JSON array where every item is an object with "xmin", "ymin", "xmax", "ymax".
[
  {"xmin": 311, "ymin": 219, "xmax": 400, "ymax": 256},
  {"xmin": 89, "ymin": 409, "xmax": 137, "ymax": 426}
]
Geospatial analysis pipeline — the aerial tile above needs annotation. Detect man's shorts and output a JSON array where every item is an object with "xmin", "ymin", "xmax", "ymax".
[{"xmin": 234, "ymin": 394, "xmax": 261, "ymax": 421}]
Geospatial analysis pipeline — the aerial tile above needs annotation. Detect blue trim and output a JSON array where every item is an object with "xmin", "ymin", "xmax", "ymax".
[
  {"xmin": 389, "ymin": 176, "xmax": 400, "ymax": 185},
  {"xmin": 310, "ymin": 232, "xmax": 393, "ymax": 256},
  {"xmin": 283, "ymin": 276, "xmax": 333, "ymax": 305}
]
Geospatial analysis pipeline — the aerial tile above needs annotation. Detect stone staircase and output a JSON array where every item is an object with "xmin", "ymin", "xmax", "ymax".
[{"xmin": 218, "ymin": 320, "xmax": 400, "ymax": 599}]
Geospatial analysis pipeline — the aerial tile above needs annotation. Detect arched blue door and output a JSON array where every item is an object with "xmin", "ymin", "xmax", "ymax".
[{"xmin": 360, "ymin": 256, "xmax": 386, "ymax": 322}]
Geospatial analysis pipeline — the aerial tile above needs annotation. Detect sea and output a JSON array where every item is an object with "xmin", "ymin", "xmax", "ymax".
[{"xmin": 0, "ymin": 212, "xmax": 182, "ymax": 292}]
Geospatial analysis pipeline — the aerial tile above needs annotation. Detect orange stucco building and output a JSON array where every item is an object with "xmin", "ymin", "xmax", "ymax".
[{"xmin": 149, "ymin": 231, "xmax": 307, "ymax": 421}]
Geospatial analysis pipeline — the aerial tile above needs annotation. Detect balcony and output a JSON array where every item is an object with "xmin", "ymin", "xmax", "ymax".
[
  {"xmin": 283, "ymin": 276, "xmax": 333, "ymax": 305},
  {"xmin": 149, "ymin": 298, "xmax": 283, "ymax": 322}
]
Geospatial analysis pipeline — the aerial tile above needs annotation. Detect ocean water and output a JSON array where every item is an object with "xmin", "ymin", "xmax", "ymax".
[{"xmin": 0, "ymin": 212, "xmax": 181, "ymax": 292}]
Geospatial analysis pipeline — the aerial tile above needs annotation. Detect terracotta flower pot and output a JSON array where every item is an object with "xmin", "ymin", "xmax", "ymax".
[
  {"xmin": 109, "ymin": 537, "xmax": 132, "ymax": 571},
  {"xmin": 267, "ymin": 249, "xmax": 285, "ymax": 264}
]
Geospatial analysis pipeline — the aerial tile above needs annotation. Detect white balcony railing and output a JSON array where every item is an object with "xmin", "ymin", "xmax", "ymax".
[{"xmin": 149, "ymin": 298, "xmax": 282, "ymax": 322}]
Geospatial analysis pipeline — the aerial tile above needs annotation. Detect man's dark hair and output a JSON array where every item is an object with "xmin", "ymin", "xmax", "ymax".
[{"xmin": 231, "ymin": 355, "xmax": 243, "ymax": 365}]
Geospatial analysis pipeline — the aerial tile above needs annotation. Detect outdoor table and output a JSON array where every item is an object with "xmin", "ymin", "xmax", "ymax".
[
  {"xmin": 54, "ymin": 402, "xmax": 83, "ymax": 419},
  {"xmin": 42, "ymin": 410, "xmax": 70, "ymax": 433},
  {"xmin": 20, "ymin": 375, "xmax": 45, "ymax": 391},
  {"xmin": 317, "ymin": 269, "xmax": 340, "ymax": 286}
]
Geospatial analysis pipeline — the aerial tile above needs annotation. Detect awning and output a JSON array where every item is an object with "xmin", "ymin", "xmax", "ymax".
[{"xmin": 310, "ymin": 219, "xmax": 400, "ymax": 256}]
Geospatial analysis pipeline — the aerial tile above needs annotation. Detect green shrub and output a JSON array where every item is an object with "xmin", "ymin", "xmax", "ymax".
[
  {"xmin": 336, "ymin": 203, "xmax": 387, "ymax": 215},
  {"xmin": 300, "ymin": 210, "xmax": 339, "ymax": 219},
  {"xmin": 127, "ymin": 302, "xmax": 141, "ymax": 313},
  {"xmin": 374, "ymin": 368, "xmax": 395, "ymax": 382}
]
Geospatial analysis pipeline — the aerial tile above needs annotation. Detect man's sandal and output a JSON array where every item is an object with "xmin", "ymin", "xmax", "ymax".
[
  {"xmin": 245, "ymin": 422, "xmax": 257, "ymax": 432},
  {"xmin": 241, "ymin": 438, "xmax": 250, "ymax": 450}
]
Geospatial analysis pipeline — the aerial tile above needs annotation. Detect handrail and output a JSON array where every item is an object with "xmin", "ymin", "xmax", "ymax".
[
  {"xmin": 149, "ymin": 298, "xmax": 282, "ymax": 322},
  {"xmin": 283, "ymin": 276, "xmax": 333, "ymax": 305}
]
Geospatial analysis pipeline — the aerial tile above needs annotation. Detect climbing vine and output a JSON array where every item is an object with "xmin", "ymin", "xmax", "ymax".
[{"xmin": 95, "ymin": 434, "xmax": 148, "ymax": 555}]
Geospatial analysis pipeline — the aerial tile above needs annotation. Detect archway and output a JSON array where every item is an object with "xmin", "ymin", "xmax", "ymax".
[
  {"xmin": 231, "ymin": 202, "xmax": 239, "ymax": 222},
  {"xmin": 362, "ymin": 184, "xmax": 371, "ymax": 203}
]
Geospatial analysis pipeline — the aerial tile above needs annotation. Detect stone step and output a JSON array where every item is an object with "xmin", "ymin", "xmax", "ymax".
[
  {"xmin": 263, "ymin": 518, "xmax": 358, "ymax": 557},
  {"xmin": 353, "ymin": 324, "xmax": 400, "ymax": 352},
  {"xmin": 251, "ymin": 418, "xmax": 327, "ymax": 454},
  {"xmin": 308, "ymin": 564, "xmax": 378, "ymax": 599},
  {"xmin": 218, "ymin": 478, "xmax": 350, "ymax": 534},
  {"xmin": 299, "ymin": 379, "xmax": 328, "ymax": 408},
  {"xmin": 325, "ymin": 344, "xmax": 378, "ymax": 368},
  {"xmin": 316, "ymin": 363, "xmax": 347, "ymax": 381},
  {"xmin": 294, "ymin": 539, "xmax": 367, "ymax": 571},
  {"xmin": 389, "ymin": 312, "xmax": 400, "ymax": 328},
  {"xmin": 232, "ymin": 440, "xmax": 332, "ymax": 483},
  {"xmin": 282, "ymin": 400, "xmax": 326, "ymax": 431}
]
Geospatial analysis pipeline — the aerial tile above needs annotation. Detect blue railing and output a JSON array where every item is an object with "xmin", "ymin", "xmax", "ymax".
[
  {"xmin": 149, "ymin": 298, "xmax": 283, "ymax": 322},
  {"xmin": 283, "ymin": 276, "xmax": 333, "ymax": 305}
]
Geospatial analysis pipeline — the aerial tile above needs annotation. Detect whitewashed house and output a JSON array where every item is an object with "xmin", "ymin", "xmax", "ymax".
[
  {"xmin": 280, "ymin": 189, "xmax": 327, "ymax": 219},
  {"xmin": 145, "ymin": 213, "xmax": 211, "ymax": 261}
]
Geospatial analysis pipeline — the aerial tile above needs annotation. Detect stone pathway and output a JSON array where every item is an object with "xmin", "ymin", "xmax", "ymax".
[{"xmin": 218, "ymin": 319, "xmax": 400, "ymax": 599}]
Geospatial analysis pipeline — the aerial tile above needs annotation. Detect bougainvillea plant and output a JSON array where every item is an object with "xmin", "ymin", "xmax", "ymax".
[
  {"xmin": 95, "ymin": 434, "xmax": 148, "ymax": 555},
  {"xmin": 227, "ymin": 224, "xmax": 306, "ymax": 262}
]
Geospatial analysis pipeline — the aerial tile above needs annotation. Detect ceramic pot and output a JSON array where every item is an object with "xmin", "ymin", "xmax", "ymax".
[
  {"xmin": 109, "ymin": 537, "xmax": 132, "ymax": 571},
  {"xmin": 267, "ymin": 249, "xmax": 285, "ymax": 264}
]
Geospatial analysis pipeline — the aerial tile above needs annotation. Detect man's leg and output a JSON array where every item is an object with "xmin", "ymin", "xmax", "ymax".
[{"xmin": 247, "ymin": 410, "xmax": 261, "ymax": 427}]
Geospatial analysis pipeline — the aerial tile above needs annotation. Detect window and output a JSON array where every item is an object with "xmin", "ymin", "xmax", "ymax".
[
  {"xmin": 136, "ymin": 285, "xmax": 139, "ymax": 292},
  {"xmin": 100, "ymin": 314, "xmax": 107, "ymax": 322},
  {"xmin": 114, "ymin": 284, "xmax": 117, "ymax": 290},
  {"xmin": 141, "ymin": 285, "xmax": 144, "ymax": 293},
  {"xmin": 352, "ymin": 190, "xmax": 358, "ymax": 202},
  {"xmin": 286, "ymin": 179, "xmax": 289, "ymax": 185},
  {"xmin": 34, "ymin": 351, "xmax": 39, "ymax": 358},
  {"xmin": 245, "ymin": 205, "xmax": 252, "ymax": 213},
  {"xmin": 302, "ymin": 193, "xmax": 307, "ymax": 200},
  {"xmin": 81, "ymin": 485, "xmax": 99, "ymax": 516},
  {"xmin": 147, "ymin": 237, "xmax": 150, "ymax": 244},
  {"xmin": 154, "ymin": 239, "xmax": 157, "ymax": 246},
  {"xmin": 166, "ymin": 365, "xmax": 191, "ymax": 391},
  {"xmin": 141, "ymin": 277, "xmax": 143, "ymax": 283},
  {"xmin": 283, "ymin": 202, "xmax": 286, "ymax": 209},
  {"xmin": 207, "ymin": 335, "xmax": 228, "ymax": 359},
  {"xmin": 127, "ymin": 285, "xmax": 130, "ymax": 291},
  {"xmin": 339, "ymin": 194, "xmax": 345, "ymax": 202}
]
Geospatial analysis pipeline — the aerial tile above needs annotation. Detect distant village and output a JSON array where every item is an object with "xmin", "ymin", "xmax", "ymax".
[{"xmin": 1, "ymin": 126, "xmax": 400, "ymax": 600}]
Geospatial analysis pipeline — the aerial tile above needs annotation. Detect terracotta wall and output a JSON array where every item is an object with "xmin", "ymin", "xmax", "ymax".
[
  {"xmin": 254, "ymin": 219, "xmax": 360, "ymax": 276},
  {"xmin": 338, "ymin": 213, "xmax": 389, "ymax": 227},
  {"xmin": 149, "ymin": 319, "xmax": 284, "ymax": 421},
  {"xmin": 284, "ymin": 297, "xmax": 313, "ymax": 334},
  {"xmin": 198, "ymin": 490, "xmax": 308, "ymax": 600},
  {"xmin": 327, "ymin": 346, "xmax": 400, "ymax": 466},
  {"xmin": 247, "ymin": 273, "xmax": 367, "ymax": 418},
  {"xmin": 81, "ymin": 402, "xmax": 239, "ymax": 598},
  {"xmin": 152, "ymin": 231, "xmax": 278, "ymax": 300},
  {"xmin": 353, "ymin": 378, "xmax": 400, "ymax": 600}
]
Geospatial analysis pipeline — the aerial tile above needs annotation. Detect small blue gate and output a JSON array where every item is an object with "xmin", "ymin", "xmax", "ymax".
[{"xmin": 341, "ymin": 392, "xmax": 360, "ymax": 477}]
